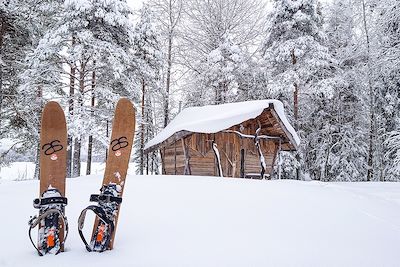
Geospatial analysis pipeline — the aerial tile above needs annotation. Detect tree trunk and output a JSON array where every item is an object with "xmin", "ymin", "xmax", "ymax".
[
  {"xmin": 164, "ymin": 30, "xmax": 173, "ymax": 127},
  {"xmin": 362, "ymin": 0, "xmax": 374, "ymax": 182},
  {"xmin": 293, "ymin": 83, "xmax": 298, "ymax": 128},
  {"xmin": 146, "ymin": 101, "xmax": 150, "ymax": 175},
  {"xmin": 72, "ymin": 63, "xmax": 85, "ymax": 177},
  {"xmin": 86, "ymin": 68, "xmax": 95, "ymax": 175},
  {"xmin": 291, "ymin": 49, "xmax": 300, "ymax": 180},
  {"xmin": 105, "ymin": 119, "xmax": 109, "ymax": 161},
  {"xmin": 291, "ymin": 49, "xmax": 298, "ymax": 129},
  {"xmin": 72, "ymin": 137, "xmax": 81, "ymax": 177},
  {"xmin": 33, "ymin": 86, "xmax": 43, "ymax": 180},
  {"xmin": 140, "ymin": 79, "xmax": 145, "ymax": 175},
  {"xmin": 0, "ymin": 16, "xmax": 5, "ymax": 131},
  {"xmin": 67, "ymin": 36, "xmax": 76, "ymax": 178}
]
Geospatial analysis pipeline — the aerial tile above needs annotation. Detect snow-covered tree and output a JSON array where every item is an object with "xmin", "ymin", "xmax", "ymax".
[
  {"xmin": 186, "ymin": 35, "xmax": 248, "ymax": 106},
  {"xmin": 181, "ymin": 0, "xmax": 265, "ymax": 106},
  {"xmin": 375, "ymin": 0, "xmax": 400, "ymax": 181},
  {"xmin": 20, "ymin": 0, "xmax": 137, "ymax": 177},
  {"xmin": 1, "ymin": 0, "xmax": 63, "ymax": 173},
  {"xmin": 262, "ymin": 0, "xmax": 334, "ymax": 115},
  {"xmin": 262, "ymin": 0, "xmax": 336, "ymax": 180},
  {"xmin": 132, "ymin": 4, "xmax": 163, "ymax": 175},
  {"xmin": 303, "ymin": 0, "xmax": 368, "ymax": 181},
  {"xmin": 148, "ymin": 0, "xmax": 183, "ymax": 127}
]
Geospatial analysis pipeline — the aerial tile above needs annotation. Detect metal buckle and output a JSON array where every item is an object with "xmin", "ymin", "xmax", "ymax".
[{"xmin": 33, "ymin": 198, "xmax": 41, "ymax": 209}]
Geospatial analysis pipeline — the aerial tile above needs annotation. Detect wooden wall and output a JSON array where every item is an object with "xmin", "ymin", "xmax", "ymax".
[
  {"xmin": 161, "ymin": 132, "xmax": 278, "ymax": 178},
  {"xmin": 159, "ymin": 109, "xmax": 288, "ymax": 178}
]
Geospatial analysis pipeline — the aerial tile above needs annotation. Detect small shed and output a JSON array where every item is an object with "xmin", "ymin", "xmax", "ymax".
[{"xmin": 144, "ymin": 100, "xmax": 300, "ymax": 179}]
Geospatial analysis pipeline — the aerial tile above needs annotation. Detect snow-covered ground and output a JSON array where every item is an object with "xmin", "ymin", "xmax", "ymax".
[
  {"xmin": 0, "ymin": 162, "xmax": 136, "ymax": 181},
  {"xmin": 0, "ymin": 174, "xmax": 400, "ymax": 266}
]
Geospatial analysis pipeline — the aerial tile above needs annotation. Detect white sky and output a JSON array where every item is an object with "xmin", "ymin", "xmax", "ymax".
[{"xmin": 127, "ymin": 0, "xmax": 143, "ymax": 10}]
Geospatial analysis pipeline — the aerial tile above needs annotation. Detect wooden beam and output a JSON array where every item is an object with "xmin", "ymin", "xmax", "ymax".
[{"xmin": 174, "ymin": 139, "xmax": 177, "ymax": 175}]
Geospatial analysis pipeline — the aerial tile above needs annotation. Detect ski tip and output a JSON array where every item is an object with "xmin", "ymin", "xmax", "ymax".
[
  {"xmin": 42, "ymin": 101, "xmax": 66, "ymax": 124},
  {"xmin": 114, "ymin": 98, "xmax": 136, "ymax": 128},
  {"xmin": 44, "ymin": 101, "xmax": 63, "ymax": 112},
  {"xmin": 116, "ymin": 98, "xmax": 135, "ymax": 111}
]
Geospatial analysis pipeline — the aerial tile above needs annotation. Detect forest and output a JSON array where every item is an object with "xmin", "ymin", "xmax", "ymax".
[{"xmin": 0, "ymin": 0, "xmax": 399, "ymax": 182}]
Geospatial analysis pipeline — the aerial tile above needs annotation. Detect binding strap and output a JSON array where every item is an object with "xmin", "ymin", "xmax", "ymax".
[
  {"xmin": 28, "ymin": 209, "xmax": 69, "ymax": 256},
  {"xmin": 90, "ymin": 194, "xmax": 122, "ymax": 204},
  {"xmin": 33, "ymin": 197, "xmax": 68, "ymax": 208},
  {"xmin": 77, "ymin": 205, "xmax": 115, "ymax": 252}
]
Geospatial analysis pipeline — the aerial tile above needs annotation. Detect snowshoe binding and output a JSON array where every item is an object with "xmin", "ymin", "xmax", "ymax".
[
  {"xmin": 78, "ymin": 183, "xmax": 122, "ymax": 252},
  {"xmin": 28, "ymin": 187, "xmax": 68, "ymax": 256}
]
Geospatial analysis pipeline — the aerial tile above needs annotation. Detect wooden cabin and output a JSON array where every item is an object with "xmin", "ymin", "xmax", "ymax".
[{"xmin": 144, "ymin": 100, "xmax": 300, "ymax": 179}]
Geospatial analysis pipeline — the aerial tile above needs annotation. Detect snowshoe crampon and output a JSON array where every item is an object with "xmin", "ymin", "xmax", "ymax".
[
  {"xmin": 28, "ymin": 187, "xmax": 69, "ymax": 256},
  {"xmin": 78, "ymin": 184, "xmax": 122, "ymax": 252}
]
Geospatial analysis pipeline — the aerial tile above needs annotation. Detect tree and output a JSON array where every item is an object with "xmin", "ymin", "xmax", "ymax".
[
  {"xmin": 185, "ymin": 34, "xmax": 248, "ymax": 106},
  {"xmin": 3, "ymin": 0, "xmax": 64, "ymax": 177},
  {"xmin": 180, "ymin": 0, "xmax": 265, "ymax": 106},
  {"xmin": 132, "ymin": 4, "xmax": 163, "ymax": 175},
  {"xmin": 375, "ymin": 0, "xmax": 400, "ymax": 181},
  {"xmin": 149, "ymin": 0, "xmax": 183, "ymax": 127},
  {"xmin": 262, "ymin": 0, "xmax": 335, "ymax": 180},
  {"xmin": 22, "ymin": 0, "xmax": 137, "ymax": 177}
]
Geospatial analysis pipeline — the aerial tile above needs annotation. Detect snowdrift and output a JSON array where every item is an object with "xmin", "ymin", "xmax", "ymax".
[{"xmin": 1, "ymin": 175, "xmax": 400, "ymax": 266}]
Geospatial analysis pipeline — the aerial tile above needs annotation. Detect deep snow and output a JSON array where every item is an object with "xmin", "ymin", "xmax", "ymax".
[{"xmin": 1, "ymin": 174, "xmax": 400, "ymax": 266}]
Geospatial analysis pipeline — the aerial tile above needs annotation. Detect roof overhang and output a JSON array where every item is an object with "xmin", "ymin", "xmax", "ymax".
[{"xmin": 144, "ymin": 100, "xmax": 300, "ymax": 153}]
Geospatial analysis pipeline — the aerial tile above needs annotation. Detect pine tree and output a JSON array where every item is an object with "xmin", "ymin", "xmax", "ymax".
[
  {"xmin": 22, "ymin": 0, "xmax": 137, "ymax": 177},
  {"xmin": 262, "ymin": 0, "xmax": 335, "ymax": 180},
  {"xmin": 186, "ymin": 35, "xmax": 248, "ymax": 106},
  {"xmin": 375, "ymin": 0, "xmax": 400, "ymax": 181},
  {"xmin": 132, "ymin": 4, "xmax": 163, "ymax": 175},
  {"xmin": 303, "ymin": 0, "xmax": 368, "ymax": 181},
  {"xmin": 2, "ymin": 0, "xmax": 63, "ymax": 175},
  {"xmin": 0, "ymin": 1, "xmax": 31, "ymax": 147}
]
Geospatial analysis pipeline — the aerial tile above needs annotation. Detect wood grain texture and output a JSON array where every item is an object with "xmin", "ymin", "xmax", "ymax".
[
  {"xmin": 157, "ymin": 108, "xmax": 290, "ymax": 178},
  {"xmin": 98, "ymin": 98, "xmax": 136, "ymax": 250},
  {"xmin": 40, "ymin": 101, "xmax": 67, "ymax": 195},
  {"xmin": 39, "ymin": 101, "xmax": 67, "ymax": 251}
]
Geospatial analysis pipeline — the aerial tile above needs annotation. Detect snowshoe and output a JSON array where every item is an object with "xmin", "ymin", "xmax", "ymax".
[
  {"xmin": 28, "ymin": 187, "xmax": 68, "ymax": 256},
  {"xmin": 78, "ymin": 184, "xmax": 122, "ymax": 252}
]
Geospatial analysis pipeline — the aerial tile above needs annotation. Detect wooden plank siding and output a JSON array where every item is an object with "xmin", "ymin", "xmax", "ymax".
[{"xmin": 157, "ymin": 108, "xmax": 294, "ymax": 178}]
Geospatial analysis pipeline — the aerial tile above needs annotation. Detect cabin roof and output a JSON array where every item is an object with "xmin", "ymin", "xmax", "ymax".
[{"xmin": 144, "ymin": 100, "xmax": 300, "ymax": 152}]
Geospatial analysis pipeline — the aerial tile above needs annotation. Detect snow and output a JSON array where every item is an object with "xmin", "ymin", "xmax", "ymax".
[
  {"xmin": 145, "ymin": 100, "xmax": 300, "ymax": 151},
  {"xmin": 0, "ymin": 162, "xmax": 136, "ymax": 181},
  {"xmin": 1, "ymin": 173, "xmax": 400, "ymax": 266}
]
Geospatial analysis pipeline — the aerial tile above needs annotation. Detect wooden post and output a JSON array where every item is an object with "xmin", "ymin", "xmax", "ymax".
[
  {"xmin": 174, "ymin": 138, "xmax": 177, "ymax": 175},
  {"xmin": 240, "ymin": 148, "xmax": 245, "ymax": 178},
  {"xmin": 278, "ymin": 139, "xmax": 282, "ymax": 180},
  {"xmin": 161, "ymin": 148, "xmax": 166, "ymax": 175}
]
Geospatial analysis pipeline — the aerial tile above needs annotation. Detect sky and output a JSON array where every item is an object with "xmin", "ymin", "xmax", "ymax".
[{"xmin": 127, "ymin": 0, "xmax": 143, "ymax": 10}]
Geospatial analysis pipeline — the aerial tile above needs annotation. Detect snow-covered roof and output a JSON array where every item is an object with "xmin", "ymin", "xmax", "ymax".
[{"xmin": 144, "ymin": 100, "xmax": 300, "ymax": 151}]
